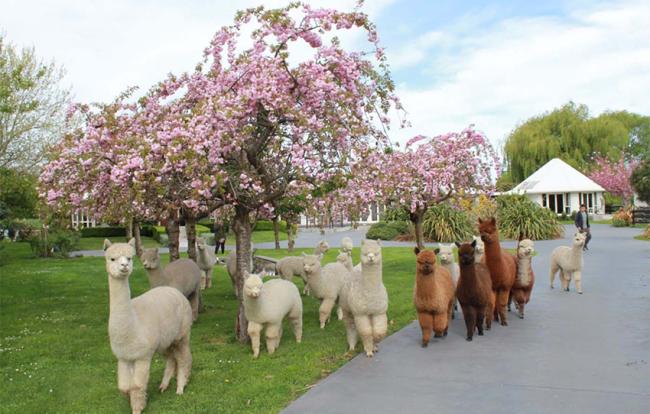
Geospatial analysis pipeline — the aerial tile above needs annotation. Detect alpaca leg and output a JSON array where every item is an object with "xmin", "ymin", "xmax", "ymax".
[
  {"xmin": 117, "ymin": 359, "xmax": 133, "ymax": 396},
  {"xmin": 432, "ymin": 312, "xmax": 448, "ymax": 338},
  {"xmin": 353, "ymin": 315, "xmax": 374, "ymax": 357},
  {"xmin": 550, "ymin": 261, "xmax": 559, "ymax": 289},
  {"xmin": 462, "ymin": 306, "xmax": 476, "ymax": 341},
  {"xmin": 486, "ymin": 291, "xmax": 495, "ymax": 330},
  {"xmin": 200, "ymin": 271, "xmax": 207, "ymax": 290},
  {"xmin": 247, "ymin": 321, "xmax": 263, "ymax": 358},
  {"xmin": 417, "ymin": 312, "xmax": 433, "ymax": 347},
  {"xmin": 476, "ymin": 307, "xmax": 486, "ymax": 336},
  {"xmin": 574, "ymin": 271, "xmax": 583, "ymax": 294},
  {"xmin": 560, "ymin": 270, "xmax": 569, "ymax": 291},
  {"xmin": 173, "ymin": 334, "xmax": 192, "ymax": 394},
  {"xmin": 189, "ymin": 291, "xmax": 199, "ymax": 320},
  {"xmin": 496, "ymin": 289, "xmax": 509, "ymax": 326},
  {"xmin": 319, "ymin": 298, "xmax": 336, "ymax": 329},
  {"xmin": 159, "ymin": 352, "xmax": 176, "ymax": 392},
  {"xmin": 129, "ymin": 359, "xmax": 151, "ymax": 414},
  {"xmin": 266, "ymin": 323, "xmax": 281, "ymax": 354},
  {"xmin": 337, "ymin": 305, "xmax": 343, "ymax": 320},
  {"xmin": 371, "ymin": 313, "xmax": 388, "ymax": 351},
  {"xmin": 289, "ymin": 304, "xmax": 303, "ymax": 343},
  {"xmin": 492, "ymin": 289, "xmax": 500, "ymax": 323},
  {"xmin": 343, "ymin": 311, "xmax": 358, "ymax": 352}
]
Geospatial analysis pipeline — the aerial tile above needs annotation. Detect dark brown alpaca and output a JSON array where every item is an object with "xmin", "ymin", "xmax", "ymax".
[
  {"xmin": 478, "ymin": 217, "xmax": 517, "ymax": 326},
  {"xmin": 413, "ymin": 247, "xmax": 455, "ymax": 347},
  {"xmin": 455, "ymin": 240, "xmax": 494, "ymax": 341}
]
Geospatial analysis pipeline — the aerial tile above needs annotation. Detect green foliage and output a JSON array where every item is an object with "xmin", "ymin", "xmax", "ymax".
[
  {"xmin": 631, "ymin": 161, "xmax": 650, "ymax": 203},
  {"xmin": 80, "ymin": 226, "xmax": 125, "ymax": 238},
  {"xmin": 422, "ymin": 203, "xmax": 474, "ymax": 243},
  {"xmin": 0, "ymin": 168, "xmax": 39, "ymax": 220},
  {"xmin": 253, "ymin": 219, "xmax": 288, "ymax": 232},
  {"xmin": 496, "ymin": 195, "xmax": 564, "ymax": 240},
  {"xmin": 503, "ymin": 102, "xmax": 649, "ymax": 183},
  {"xmin": 379, "ymin": 205, "xmax": 410, "ymax": 222},
  {"xmin": 28, "ymin": 228, "xmax": 79, "ymax": 257},
  {"xmin": 366, "ymin": 221, "xmax": 409, "ymax": 240},
  {"xmin": 611, "ymin": 209, "xmax": 632, "ymax": 227}
]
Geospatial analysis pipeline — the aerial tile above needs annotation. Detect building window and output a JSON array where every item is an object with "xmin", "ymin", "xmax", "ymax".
[{"xmin": 542, "ymin": 194, "xmax": 547, "ymax": 207}]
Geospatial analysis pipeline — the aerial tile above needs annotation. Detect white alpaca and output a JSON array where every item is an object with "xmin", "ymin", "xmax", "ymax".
[
  {"xmin": 438, "ymin": 243, "xmax": 459, "ymax": 318},
  {"xmin": 473, "ymin": 236, "xmax": 485, "ymax": 263},
  {"xmin": 302, "ymin": 254, "xmax": 350, "ymax": 328},
  {"xmin": 140, "ymin": 248, "xmax": 202, "ymax": 320},
  {"xmin": 104, "ymin": 239, "xmax": 192, "ymax": 414},
  {"xmin": 196, "ymin": 237, "xmax": 218, "ymax": 290},
  {"xmin": 336, "ymin": 250, "xmax": 354, "ymax": 271},
  {"xmin": 243, "ymin": 272, "xmax": 303, "ymax": 358},
  {"xmin": 339, "ymin": 239, "xmax": 388, "ymax": 357},
  {"xmin": 314, "ymin": 239, "xmax": 330, "ymax": 255},
  {"xmin": 340, "ymin": 237, "xmax": 353, "ymax": 255},
  {"xmin": 276, "ymin": 240, "xmax": 330, "ymax": 295},
  {"xmin": 550, "ymin": 232, "xmax": 586, "ymax": 294}
]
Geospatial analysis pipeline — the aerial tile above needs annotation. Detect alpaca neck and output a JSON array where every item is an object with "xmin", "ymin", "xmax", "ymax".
[
  {"xmin": 362, "ymin": 263, "xmax": 382, "ymax": 289},
  {"xmin": 144, "ymin": 265, "xmax": 166, "ymax": 288},
  {"xmin": 571, "ymin": 244, "xmax": 583, "ymax": 260},
  {"xmin": 306, "ymin": 268, "xmax": 326, "ymax": 296},
  {"xmin": 415, "ymin": 272, "xmax": 435, "ymax": 298},
  {"xmin": 459, "ymin": 262, "xmax": 476, "ymax": 280},
  {"xmin": 108, "ymin": 276, "xmax": 137, "ymax": 341},
  {"xmin": 484, "ymin": 237, "xmax": 503, "ymax": 269},
  {"xmin": 243, "ymin": 294, "xmax": 262, "ymax": 319},
  {"xmin": 517, "ymin": 256, "xmax": 532, "ymax": 285}
]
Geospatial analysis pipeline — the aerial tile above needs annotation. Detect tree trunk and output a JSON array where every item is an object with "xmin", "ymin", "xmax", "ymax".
[
  {"xmin": 272, "ymin": 216, "xmax": 281, "ymax": 250},
  {"xmin": 165, "ymin": 219, "xmax": 181, "ymax": 262},
  {"xmin": 287, "ymin": 222, "xmax": 295, "ymax": 253},
  {"xmin": 125, "ymin": 216, "xmax": 133, "ymax": 241},
  {"xmin": 185, "ymin": 215, "xmax": 197, "ymax": 262},
  {"xmin": 233, "ymin": 205, "xmax": 253, "ymax": 343},
  {"xmin": 410, "ymin": 209, "xmax": 426, "ymax": 250},
  {"xmin": 133, "ymin": 221, "xmax": 143, "ymax": 257}
]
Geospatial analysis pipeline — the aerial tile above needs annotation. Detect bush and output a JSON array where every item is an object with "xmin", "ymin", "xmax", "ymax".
[
  {"xmin": 80, "ymin": 226, "xmax": 126, "ymax": 238},
  {"xmin": 380, "ymin": 206, "xmax": 410, "ymax": 222},
  {"xmin": 253, "ymin": 219, "xmax": 287, "ymax": 232},
  {"xmin": 496, "ymin": 195, "xmax": 564, "ymax": 240},
  {"xmin": 28, "ymin": 228, "xmax": 80, "ymax": 258},
  {"xmin": 422, "ymin": 203, "xmax": 475, "ymax": 243},
  {"xmin": 612, "ymin": 209, "xmax": 632, "ymax": 227},
  {"xmin": 366, "ymin": 221, "xmax": 409, "ymax": 241}
]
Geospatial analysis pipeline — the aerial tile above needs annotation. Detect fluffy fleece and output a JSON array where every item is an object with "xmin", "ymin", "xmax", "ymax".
[
  {"xmin": 478, "ymin": 217, "xmax": 517, "ymax": 326},
  {"xmin": 302, "ymin": 254, "xmax": 350, "ymax": 328},
  {"xmin": 456, "ymin": 240, "xmax": 494, "ymax": 340},
  {"xmin": 438, "ymin": 243, "xmax": 460, "ymax": 318},
  {"xmin": 243, "ymin": 272, "xmax": 302, "ymax": 358},
  {"xmin": 510, "ymin": 239, "xmax": 536, "ymax": 318},
  {"xmin": 196, "ymin": 237, "xmax": 218, "ymax": 290},
  {"xmin": 105, "ymin": 239, "xmax": 193, "ymax": 414},
  {"xmin": 550, "ymin": 232, "xmax": 586, "ymax": 293},
  {"xmin": 340, "ymin": 237, "xmax": 353, "ymax": 255},
  {"xmin": 314, "ymin": 239, "xmax": 330, "ymax": 255},
  {"xmin": 413, "ymin": 247, "xmax": 455, "ymax": 346},
  {"xmin": 339, "ymin": 239, "xmax": 388, "ymax": 357},
  {"xmin": 140, "ymin": 248, "xmax": 202, "ymax": 321},
  {"xmin": 336, "ymin": 250, "xmax": 354, "ymax": 271}
]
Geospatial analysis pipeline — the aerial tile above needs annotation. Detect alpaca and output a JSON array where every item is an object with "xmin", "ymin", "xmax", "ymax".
[
  {"xmin": 336, "ymin": 250, "xmax": 354, "ymax": 271},
  {"xmin": 339, "ymin": 239, "xmax": 388, "ymax": 357},
  {"xmin": 438, "ymin": 243, "xmax": 459, "ymax": 319},
  {"xmin": 473, "ymin": 236, "xmax": 485, "ymax": 263},
  {"xmin": 413, "ymin": 247, "xmax": 455, "ymax": 347},
  {"xmin": 196, "ymin": 237, "xmax": 218, "ymax": 290},
  {"xmin": 510, "ymin": 239, "xmax": 536, "ymax": 318},
  {"xmin": 340, "ymin": 237, "xmax": 353, "ymax": 255},
  {"xmin": 243, "ymin": 272, "xmax": 303, "ymax": 358},
  {"xmin": 302, "ymin": 253, "xmax": 350, "ymax": 328},
  {"xmin": 478, "ymin": 217, "xmax": 517, "ymax": 326},
  {"xmin": 140, "ymin": 248, "xmax": 202, "ymax": 321},
  {"xmin": 314, "ymin": 239, "xmax": 330, "ymax": 255},
  {"xmin": 276, "ymin": 241, "xmax": 329, "ymax": 295},
  {"xmin": 225, "ymin": 243, "xmax": 255, "ymax": 291},
  {"xmin": 550, "ymin": 232, "xmax": 586, "ymax": 293},
  {"xmin": 455, "ymin": 240, "xmax": 494, "ymax": 341},
  {"xmin": 104, "ymin": 239, "xmax": 192, "ymax": 414}
]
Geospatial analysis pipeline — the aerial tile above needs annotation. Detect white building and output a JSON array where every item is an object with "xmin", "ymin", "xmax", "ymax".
[{"xmin": 507, "ymin": 158, "xmax": 605, "ymax": 214}]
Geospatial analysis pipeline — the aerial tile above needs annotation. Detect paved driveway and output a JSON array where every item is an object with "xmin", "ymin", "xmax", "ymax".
[{"xmin": 282, "ymin": 224, "xmax": 650, "ymax": 414}]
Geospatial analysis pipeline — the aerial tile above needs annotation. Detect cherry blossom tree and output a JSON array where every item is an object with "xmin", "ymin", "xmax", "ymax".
[{"xmin": 588, "ymin": 156, "xmax": 638, "ymax": 207}]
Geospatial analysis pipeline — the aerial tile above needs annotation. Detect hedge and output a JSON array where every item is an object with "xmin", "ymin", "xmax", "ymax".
[
  {"xmin": 366, "ymin": 221, "xmax": 409, "ymax": 241},
  {"xmin": 254, "ymin": 219, "xmax": 288, "ymax": 232},
  {"xmin": 80, "ymin": 226, "xmax": 125, "ymax": 238}
]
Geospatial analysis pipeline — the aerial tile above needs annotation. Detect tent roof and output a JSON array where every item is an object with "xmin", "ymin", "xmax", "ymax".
[{"xmin": 508, "ymin": 158, "xmax": 605, "ymax": 194}]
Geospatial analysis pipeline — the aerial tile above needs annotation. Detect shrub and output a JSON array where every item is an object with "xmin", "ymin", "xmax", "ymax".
[
  {"xmin": 80, "ymin": 226, "xmax": 125, "ymax": 238},
  {"xmin": 366, "ymin": 221, "xmax": 409, "ymax": 241},
  {"xmin": 422, "ymin": 203, "xmax": 475, "ymax": 243},
  {"xmin": 496, "ymin": 195, "xmax": 564, "ymax": 240},
  {"xmin": 380, "ymin": 206, "xmax": 410, "ymax": 222},
  {"xmin": 253, "ymin": 219, "xmax": 287, "ymax": 232},
  {"xmin": 612, "ymin": 208, "xmax": 632, "ymax": 227},
  {"xmin": 29, "ymin": 228, "xmax": 80, "ymax": 258}
]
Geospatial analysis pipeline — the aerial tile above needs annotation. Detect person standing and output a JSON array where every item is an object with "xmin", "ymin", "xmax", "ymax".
[
  {"xmin": 213, "ymin": 219, "xmax": 228, "ymax": 255},
  {"xmin": 574, "ymin": 204, "xmax": 592, "ymax": 251}
]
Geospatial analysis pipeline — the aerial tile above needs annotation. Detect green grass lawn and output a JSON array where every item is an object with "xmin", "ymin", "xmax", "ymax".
[
  {"xmin": 76, "ymin": 236, "xmax": 161, "ymax": 251},
  {"xmin": 0, "ymin": 242, "xmax": 419, "ymax": 413}
]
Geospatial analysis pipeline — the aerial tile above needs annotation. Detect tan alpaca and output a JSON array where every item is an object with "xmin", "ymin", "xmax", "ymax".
[
  {"xmin": 104, "ymin": 239, "xmax": 192, "ymax": 414},
  {"xmin": 196, "ymin": 237, "xmax": 218, "ymax": 290},
  {"xmin": 302, "ymin": 253, "xmax": 350, "ymax": 328},
  {"xmin": 340, "ymin": 237, "xmax": 353, "ymax": 255},
  {"xmin": 243, "ymin": 272, "xmax": 303, "ymax": 358},
  {"xmin": 140, "ymin": 248, "xmax": 202, "ymax": 320},
  {"xmin": 438, "ymin": 243, "xmax": 459, "ymax": 319},
  {"xmin": 339, "ymin": 239, "xmax": 388, "ymax": 357},
  {"xmin": 336, "ymin": 250, "xmax": 354, "ymax": 271},
  {"xmin": 550, "ymin": 232, "xmax": 586, "ymax": 294},
  {"xmin": 276, "ymin": 240, "xmax": 329, "ymax": 295}
]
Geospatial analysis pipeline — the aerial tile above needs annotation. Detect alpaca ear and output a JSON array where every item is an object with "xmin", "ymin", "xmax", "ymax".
[
  {"xmin": 103, "ymin": 239, "xmax": 112, "ymax": 250},
  {"xmin": 414, "ymin": 247, "xmax": 420, "ymax": 255},
  {"xmin": 478, "ymin": 217, "xmax": 483, "ymax": 224},
  {"xmin": 490, "ymin": 217, "xmax": 496, "ymax": 225},
  {"xmin": 471, "ymin": 239, "xmax": 477, "ymax": 248},
  {"xmin": 434, "ymin": 247, "xmax": 440, "ymax": 254},
  {"xmin": 455, "ymin": 241, "xmax": 461, "ymax": 248}
]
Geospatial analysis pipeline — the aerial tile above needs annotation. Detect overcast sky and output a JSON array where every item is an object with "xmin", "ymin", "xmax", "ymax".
[{"xmin": 2, "ymin": 0, "xmax": 649, "ymax": 148}]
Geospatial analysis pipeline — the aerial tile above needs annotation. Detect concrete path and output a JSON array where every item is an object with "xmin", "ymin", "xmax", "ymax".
[{"xmin": 282, "ymin": 224, "xmax": 650, "ymax": 414}]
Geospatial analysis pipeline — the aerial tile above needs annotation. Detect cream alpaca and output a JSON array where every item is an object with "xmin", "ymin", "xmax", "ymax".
[
  {"xmin": 276, "ymin": 241, "xmax": 329, "ymax": 295},
  {"xmin": 140, "ymin": 248, "xmax": 202, "ymax": 320},
  {"xmin": 336, "ymin": 250, "xmax": 354, "ymax": 271},
  {"xmin": 243, "ymin": 272, "xmax": 303, "ymax": 358},
  {"xmin": 339, "ymin": 239, "xmax": 388, "ymax": 357},
  {"xmin": 550, "ymin": 232, "xmax": 586, "ymax": 293},
  {"xmin": 438, "ymin": 243, "xmax": 459, "ymax": 318},
  {"xmin": 314, "ymin": 239, "xmax": 330, "ymax": 255},
  {"xmin": 105, "ymin": 239, "xmax": 193, "ymax": 414},
  {"xmin": 340, "ymin": 237, "xmax": 353, "ymax": 255},
  {"xmin": 196, "ymin": 237, "xmax": 218, "ymax": 290},
  {"xmin": 473, "ymin": 236, "xmax": 485, "ymax": 263},
  {"xmin": 302, "ymin": 254, "xmax": 350, "ymax": 328}
]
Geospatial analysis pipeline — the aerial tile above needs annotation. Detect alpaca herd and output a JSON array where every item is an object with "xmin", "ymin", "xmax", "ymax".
[{"xmin": 103, "ymin": 219, "xmax": 586, "ymax": 413}]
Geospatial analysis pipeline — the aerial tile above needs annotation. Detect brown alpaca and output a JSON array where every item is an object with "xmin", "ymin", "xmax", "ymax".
[
  {"xmin": 509, "ymin": 239, "xmax": 535, "ymax": 319},
  {"xmin": 455, "ymin": 240, "xmax": 494, "ymax": 341},
  {"xmin": 413, "ymin": 247, "xmax": 455, "ymax": 347},
  {"xmin": 478, "ymin": 217, "xmax": 517, "ymax": 326}
]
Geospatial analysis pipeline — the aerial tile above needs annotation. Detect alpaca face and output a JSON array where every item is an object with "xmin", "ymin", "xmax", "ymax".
[
  {"xmin": 336, "ymin": 252, "xmax": 349, "ymax": 264},
  {"xmin": 139, "ymin": 248, "xmax": 160, "ymax": 270},
  {"xmin": 478, "ymin": 217, "xmax": 498, "ymax": 244},
  {"xmin": 316, "ymin": 240, "xmax": 329, "ymax": 253},
  {"xmin": 457, "ymin": 242, "xmax": 476, "ymax": 266},
  {"xmin": 243, "ymin": 272, "xmax": 263, "ymax": 298},
  {"xmin": 104, "ymin": 240, "xmax": 135, "ymax": 279},
  {"xmin": 573, "ymin": 232, "xmax": 586, "ymax": 247},
  {"xmin": 415, "ymin": 249, "xmax": 436, "ymax": 275},
  {"xmin": 473, "ymin": 236, "xmax": 485, "ymax": 254},
  {"xmin": 302, "ymin": 254, "xmax": 321, "ymax": 275},
  {"xmin": 360, "ymin": 240, "xmax": 381, "ymax": 266},
  {"xmin": 197, "ymin": 238, "xmax": 206, "ymax": 251},
  {"xmin": 438, "ymin": 245, "xmax": 454, "ymax": 264},
  {"xmin": 517, "ymin": 239, "xmax": 535, "ymax": 258}
]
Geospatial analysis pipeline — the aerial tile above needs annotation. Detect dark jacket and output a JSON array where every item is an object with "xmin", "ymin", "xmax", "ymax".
[{"xmin": 574, "ymin": 211, "xmax": 590, "ymax": 229}]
